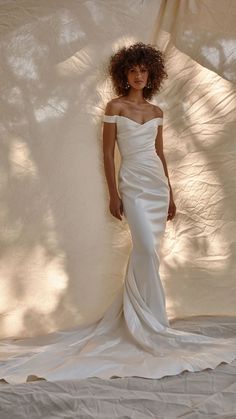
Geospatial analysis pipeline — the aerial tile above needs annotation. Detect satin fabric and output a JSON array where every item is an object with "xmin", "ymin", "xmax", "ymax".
[{"xmin": 1, "ymin": 114, "xmax": 236, "ymax": 384}]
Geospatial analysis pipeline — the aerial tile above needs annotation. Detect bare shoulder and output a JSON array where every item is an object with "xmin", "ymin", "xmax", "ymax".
[
  {"xmin": 151, "ymin": 104, "xmax": 163, "ymax": 118},
  {"xmin": 104, "ymin": 98, "xmax": 123, "ymax": 115}
]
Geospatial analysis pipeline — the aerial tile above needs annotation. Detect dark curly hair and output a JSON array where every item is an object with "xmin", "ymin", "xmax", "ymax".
[{"xmin": 108, "ymin": 42, "xmax": 168, "ymax": 100}]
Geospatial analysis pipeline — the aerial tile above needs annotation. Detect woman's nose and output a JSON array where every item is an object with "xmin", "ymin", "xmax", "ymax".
[{"xmin": 135, "ymin": 69, "xmax": 142, "ymax": 77}]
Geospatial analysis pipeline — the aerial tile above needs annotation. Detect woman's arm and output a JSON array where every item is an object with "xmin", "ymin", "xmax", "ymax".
[
  {"xmin": 155, "ymin": 123, "xmax": 176, "ymax": 220},
  {"xmin": 155, "ymin": 125, "xmax": 172, "ymax": 192},
  {"xmin": 102, "ymin": 102, "xmax": 123, "ymax": 220}
]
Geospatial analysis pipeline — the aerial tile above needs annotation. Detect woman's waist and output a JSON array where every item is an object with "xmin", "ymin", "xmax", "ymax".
[{"xmin": 121, "ymin": 150, "xmax": 161, "ymax": 165}]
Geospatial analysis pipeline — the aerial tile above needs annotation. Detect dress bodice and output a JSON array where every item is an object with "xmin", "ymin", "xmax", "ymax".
[{"xmin": 103, "ymin": 114, "xmax": 163, "ymax": 163}]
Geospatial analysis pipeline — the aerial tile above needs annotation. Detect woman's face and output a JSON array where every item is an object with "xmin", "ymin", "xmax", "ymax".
[{"xmin": 126, "ymin": 64, "xmax": 149, "ymax": 90}]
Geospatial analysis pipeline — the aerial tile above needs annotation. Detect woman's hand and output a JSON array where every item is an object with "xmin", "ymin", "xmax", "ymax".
[
  {"xmin": 167, "ymin": 194, "xmax": 176, "ymax": 221},
  {"xmin": 109, "ymin": 194, "xmax": 123, "ymax": 220}
]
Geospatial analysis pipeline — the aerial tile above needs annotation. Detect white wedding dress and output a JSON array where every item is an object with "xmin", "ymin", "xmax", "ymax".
[{"xmin": 1, "ymin": 114, "xmax": 236, "ymax": 384}]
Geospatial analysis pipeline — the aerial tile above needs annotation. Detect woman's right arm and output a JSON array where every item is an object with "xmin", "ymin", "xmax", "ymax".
[{"xmin": 103, "ymin": 102, "xmax": 123, "ymax": 220}]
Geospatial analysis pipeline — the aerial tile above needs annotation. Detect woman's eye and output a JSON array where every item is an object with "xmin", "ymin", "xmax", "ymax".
[{"xmin": 129, "ymin": 67, "xmax": 147, "ymax": 74}]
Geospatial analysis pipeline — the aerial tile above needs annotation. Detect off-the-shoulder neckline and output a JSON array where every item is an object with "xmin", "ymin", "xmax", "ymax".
[{"xmin": 104, "ymin": 114, "xmax": 163, "ymax": 126}]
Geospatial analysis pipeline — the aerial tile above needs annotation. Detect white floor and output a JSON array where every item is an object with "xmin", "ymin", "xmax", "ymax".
[{"xmin": 0, "ymin": 316, "xmax": 236, "ymax": 419}]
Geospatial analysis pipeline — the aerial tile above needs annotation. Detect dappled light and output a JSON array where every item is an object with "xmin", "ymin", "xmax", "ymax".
[{"xmin": 0, "ymin": 0, "xmax": 235, "ymax": 342}]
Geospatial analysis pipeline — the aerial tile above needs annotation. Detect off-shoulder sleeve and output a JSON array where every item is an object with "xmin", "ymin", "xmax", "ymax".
[
  {"xmin": 157, "ymin": 118, "xmax": 163, "ymax": 126},
  {"xmin": 103, "ymin": 114, "xmax": 117, "ymax": 123}
]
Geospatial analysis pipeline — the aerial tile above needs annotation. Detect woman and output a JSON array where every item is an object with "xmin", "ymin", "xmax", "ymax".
[{"xmin": 102, "ymin": 42, "xmax": 177, "ymax": 330}]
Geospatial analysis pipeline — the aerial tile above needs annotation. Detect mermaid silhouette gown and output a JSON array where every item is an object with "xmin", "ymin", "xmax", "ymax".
[{"xmin": 1, "ymin": 114, "xmax": 236, "ymax": 384}]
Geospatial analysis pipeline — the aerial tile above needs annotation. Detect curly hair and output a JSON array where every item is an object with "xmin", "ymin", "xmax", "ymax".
[{"xmin": 108, "ymin": 42, "xmax": 168, "ymax": 100}]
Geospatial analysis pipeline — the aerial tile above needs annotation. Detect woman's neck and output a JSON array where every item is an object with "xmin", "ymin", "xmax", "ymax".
[{"xmin": 125, "ymin": 89, "xmax": 146, "ymax": 105}]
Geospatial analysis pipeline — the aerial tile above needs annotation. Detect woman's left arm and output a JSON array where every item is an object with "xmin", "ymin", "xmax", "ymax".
[
  {"xmin": 155, "ymin": 124, "xmax": 176, "ymax": 221},
  {"xmin": 155, "ymin": 124, "xmax": 172, "ymax": 191}
]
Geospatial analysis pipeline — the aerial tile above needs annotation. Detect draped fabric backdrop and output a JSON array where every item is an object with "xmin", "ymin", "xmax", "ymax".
[{"xmin": 0, "ymin": 0, "xmax": 235, "ymax": 339}]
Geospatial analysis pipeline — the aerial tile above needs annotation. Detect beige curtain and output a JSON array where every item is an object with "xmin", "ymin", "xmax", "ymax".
[{"xmin": 0, "ymin": 0, "xmax": 235, "ymax": 338}]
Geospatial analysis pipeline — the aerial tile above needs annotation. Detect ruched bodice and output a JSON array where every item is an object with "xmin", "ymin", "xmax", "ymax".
[
  {"xmin": 103, "ymin": 114, "xmax": 163, "ymax": 162},
  {"xmin": 116, "ymin": 115, "xmax": 162, "ymax": 160},
  {"xmin": 103, "ymin": 114, "xmax": 169, "ymax": 199}
]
